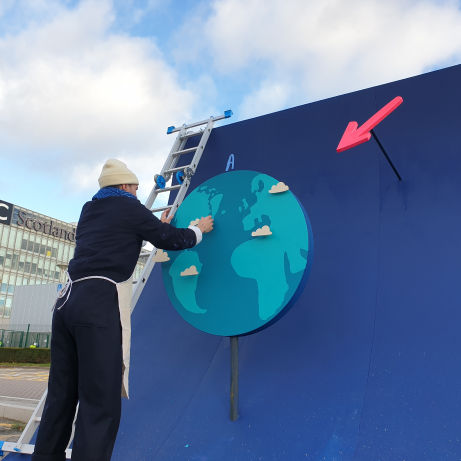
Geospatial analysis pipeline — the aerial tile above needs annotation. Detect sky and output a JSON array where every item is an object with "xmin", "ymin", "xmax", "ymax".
[{"xmin": 1, "ymin": 0, "xmax": 461, "ymax": 223}]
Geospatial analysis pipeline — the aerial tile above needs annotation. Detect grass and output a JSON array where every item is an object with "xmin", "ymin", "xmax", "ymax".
[
  {"xmin": 10, "ymin": 423, "xmax": 25, "ymax": 431},
  {"xmin": 0, "ymin": 362, "xmax": 50, "ymax": 368}
]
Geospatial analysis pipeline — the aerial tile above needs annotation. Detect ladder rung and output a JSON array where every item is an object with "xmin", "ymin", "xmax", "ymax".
[
  {"xmin": 156, "ymin": 185, "xmax": 182, "ymax": 193},
  {"xmin": 165, "ymin": 165, "xmax": 191, "ymax": 174},
  {"xmin": 173, "ymin": 147, "xmax": 197, "ymax": 156},
  {"xmin": 151, "ymin": 205, "xmax": 171, "ymax": 213}
]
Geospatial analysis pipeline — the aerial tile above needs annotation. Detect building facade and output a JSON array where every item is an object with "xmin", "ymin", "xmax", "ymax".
[{"xmin": 0, "ymin": 199, "xmax": 76, "ymax": 328}]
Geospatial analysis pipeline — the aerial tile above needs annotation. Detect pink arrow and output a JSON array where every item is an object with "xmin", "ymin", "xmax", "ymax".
[{"xmin": 336, "ymin": 96, "xmax": 403, "ymax": 153}]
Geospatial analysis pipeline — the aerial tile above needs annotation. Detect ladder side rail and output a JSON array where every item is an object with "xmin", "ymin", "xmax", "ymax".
[
  {"xmin": 158, "ymin": 130, "xmax": 188, "ymax": 179},
  {"xmin": 131, "ymin": 119, "xmax": 215, "ymax": 309},
  {"xmin": 144, "ymin": 130, "xmax": 186, "ymax": 210},
  {"xmin": 180, "ymin": 119, "xmax": 214, "ymax": 179},
  {"xmin": 16, "ymin": 389, "xmax": 47, "ymax": 445}
]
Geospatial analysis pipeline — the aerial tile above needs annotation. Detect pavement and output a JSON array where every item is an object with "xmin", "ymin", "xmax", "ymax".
[{"xmin": 0, "ymin": 368, "xmax": 48, "ymax": 424}]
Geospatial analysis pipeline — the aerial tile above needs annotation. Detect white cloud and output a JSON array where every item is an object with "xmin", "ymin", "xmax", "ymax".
[
  {"xmin": 269, "ymin": 181, "xmax": 289, "ymax": 194},
  {"xmin": 239, "ymin": 80, "xmax": 292, "ymax": 119},
  {"xmin": 180, "ymin": 265, "xmax": 199, "ymax": 276},
  {"xmin": 201, "ymin": 0, "xmax": 461, "ymax": 118},
  {"xmin": 0, "ymin": 0, "xmax": 198, "ymax": 198},
  {"xmin": 251, "ymin": 225, "xmax": 272, "ymax": 237},
  {"xmin": 153, "ymin": 248, "xmax": 170, "ymax": 262}
]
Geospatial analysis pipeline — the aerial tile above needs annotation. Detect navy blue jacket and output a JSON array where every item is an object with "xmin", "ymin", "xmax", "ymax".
[{"xmin": 68, "ymin": 196, "xmax": 196, "ymax": 282}]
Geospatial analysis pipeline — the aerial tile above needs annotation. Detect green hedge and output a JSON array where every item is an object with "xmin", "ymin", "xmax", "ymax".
[{"xmin": 0, "ymin": 347, "xmax": 51, "ymax": 364}]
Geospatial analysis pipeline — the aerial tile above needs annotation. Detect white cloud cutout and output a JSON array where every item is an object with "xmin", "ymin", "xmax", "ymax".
[
  {"xmin": 0, "ymin": 0, "xmax": 198, "ymax": 198},
  {"xmin": 180, "ymin": 265, "xmax": 199, "ymax": 276},
  {"xmin": 269, "ymin": 181, "xmax": 289, "ymax": 194},
  {"xmin": 199, "ymin": 0, "xmax": 461, "ymax": 118},
  {"xmin": 252, "ymin": 225, "xmax": 272, "ymax": 237},
  {"xmin": 153, "ymin": 248, "xmax": 170, "ymax": 262}
]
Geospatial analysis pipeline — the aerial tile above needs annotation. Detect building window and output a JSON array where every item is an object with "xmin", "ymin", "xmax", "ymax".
[{"xmin": 4, "ymin": 297, "xmax": 12, "ymax": 318}]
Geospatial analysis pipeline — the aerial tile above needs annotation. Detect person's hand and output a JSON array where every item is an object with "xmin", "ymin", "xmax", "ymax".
[
  {"xmin": 197, "ymin": 215, "xmax": 214, "ymax": 233},
  {"xmin": 160, "ymin": 208, "xmax": 174, "ymax": 224}
]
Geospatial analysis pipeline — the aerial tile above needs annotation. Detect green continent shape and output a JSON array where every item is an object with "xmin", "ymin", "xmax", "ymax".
[
  {"xmin": 169, "ymin": 250, "xmax": 206, "ymax": 314},
  {"xmin": 232, "ymin": 174, "xmax": 308, "ymax": 320},
  {"xmin": 231, "ymin": 238, "xmax": 289, "ymax": 320}
]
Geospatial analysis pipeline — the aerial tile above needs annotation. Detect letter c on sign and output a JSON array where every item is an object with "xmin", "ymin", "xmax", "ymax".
[{"xmin": 0, "ymin": 203, "xmax": 9, "ymax": 221}]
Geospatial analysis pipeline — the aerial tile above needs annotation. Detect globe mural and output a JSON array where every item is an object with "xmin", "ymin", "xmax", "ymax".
[{"xmin": 162, "ymin": 170, "xmax": 313, "ymax": 336}]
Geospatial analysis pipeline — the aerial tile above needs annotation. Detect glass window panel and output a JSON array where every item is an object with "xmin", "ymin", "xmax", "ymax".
[
  {"xmin": 7, "ymin": 285, "xmax": 14, "ymax": 294},
  {"xmin": 18, "ymin": 254, "xmax": 25, "ymax": 271},
  {"xmin": 14, "ymin": 229, "xmax": 23, "ymax": 250},
  {"xmin": 8, "ymin": 227, "xmax": 16, "ymax": 248},
  {"xmin": 21, "ymin": 238, "xmax": 28, "ymax": 250},
  {"xmin": 5, "ymin": 253, "xmax": 12, "ymax": 268},
  {"xmin": 1, "ymin": 227, "xmax": 9, "ymax": 246},
  {"xmin": 24, "ymin": 262, "xmax": 31, "ymax": 273},
  {"xmin": 1, "ymin": 283, "xmax": 7, "ymax": 293},
  {"xmin": 31, "ymin": 263, "xmax": 37, "ymax": 274},
  {"xmin": 34, "ymin": 242, "xmax": 40, "ymax": 253},
  {"xmin": 46, "ymin": 246, "xmax": 52, "ymax": 257},
  {"xmin": 16, "ymin": 276, "xmax": 23, "ymax": 285},
  {"xmin": 4, "ymin": 298, "xmax": 12, "ymax": 317},
  {"xmin": 58, "ymin": 242, "xmax": 64, "ymax": 260},
  {"xmin": 11, "ymin": 253, "xmax": 18, "ymax": 270},
  {"xmin": 37, "ymin": 268, "xmax": 43, "ymax": 276},
  {"xmin": 27, "ymin": 240, "xmax": 34, "ymax": 251}
]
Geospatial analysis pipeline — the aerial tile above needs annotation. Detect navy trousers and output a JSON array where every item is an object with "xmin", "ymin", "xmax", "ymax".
[{"xmin": 32, "ymin": 280, "xmax": 123, "ymax": 461}]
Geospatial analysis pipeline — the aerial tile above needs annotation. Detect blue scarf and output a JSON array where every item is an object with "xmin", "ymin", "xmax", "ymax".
[{"xmin": 92, "ymin": 186, "xmax": 138, "ymax": 201}]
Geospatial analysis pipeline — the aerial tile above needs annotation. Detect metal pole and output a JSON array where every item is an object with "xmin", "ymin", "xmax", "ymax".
[
  {"xmin": 24, "ymin": 324, "xmax": 30, "ymax": 348},
  {"xmin": 371, "ymin": 129, "xmax": 402, "ymax": 181},
  {"xmin": 230, "ymin": 336, "xmax": 239, "ymax": 421}
]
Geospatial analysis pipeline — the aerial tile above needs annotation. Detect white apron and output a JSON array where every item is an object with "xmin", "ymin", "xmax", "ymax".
[
  {"xmin": 115, "ymin": 276, "xmax": 133, "ymax": 399},
  {"xmin": 55, "ymin": 274, "xmax": 133, "ymax": 399}
]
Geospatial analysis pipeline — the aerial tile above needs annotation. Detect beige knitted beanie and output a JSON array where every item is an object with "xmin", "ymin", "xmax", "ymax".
[{"xmin": 98, "ymin": 159, "xmax": 139, "ymax": 188}]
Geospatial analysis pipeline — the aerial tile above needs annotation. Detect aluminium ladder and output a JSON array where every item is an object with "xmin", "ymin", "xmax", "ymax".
[{"xmin": 0, "ymin": 110, "xmax": 232, "ymax": 459}]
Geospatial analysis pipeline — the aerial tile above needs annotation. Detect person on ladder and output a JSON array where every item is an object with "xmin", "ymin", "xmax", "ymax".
[{"xmin": 32, "ymin": 158, "xmax": 214, "ymax": 461}]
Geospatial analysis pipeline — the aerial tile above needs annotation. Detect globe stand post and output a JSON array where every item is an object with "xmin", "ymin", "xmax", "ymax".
[{"xmin": 230, "ymin": 336, "xmax": 239, "ymax": 421}]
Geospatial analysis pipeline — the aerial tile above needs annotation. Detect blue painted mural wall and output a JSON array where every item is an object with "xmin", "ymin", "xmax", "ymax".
[{"xmin": 7, "ymin": 64, "xmax": 461, "ymax": 460}]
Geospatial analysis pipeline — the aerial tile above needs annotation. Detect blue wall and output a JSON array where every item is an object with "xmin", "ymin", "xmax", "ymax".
[{"xmin": 114, "ymin": 64, "xmax": 461, "ymax": 460}]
